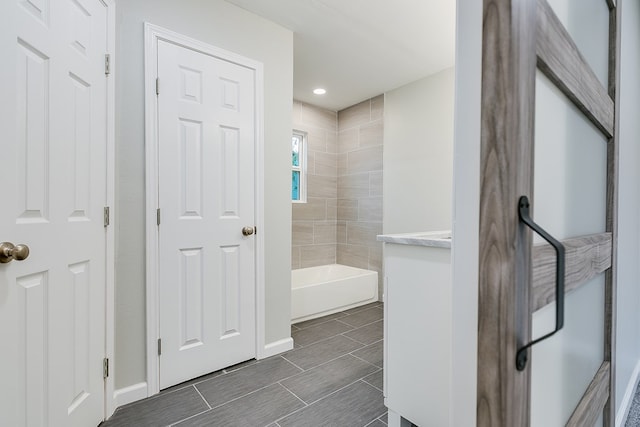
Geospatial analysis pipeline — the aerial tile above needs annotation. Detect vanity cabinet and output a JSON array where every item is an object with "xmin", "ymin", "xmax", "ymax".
[{"xmin": 378, "ymin": 232, "xmax": 452, "ymax": 427}]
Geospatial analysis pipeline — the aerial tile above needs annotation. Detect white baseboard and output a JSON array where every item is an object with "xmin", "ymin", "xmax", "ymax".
[
  {"xmin": 113, "ymin": 382, "xmax": 149, "ymax": 409},
  {"xmin": 258, "ymin": 337, "xmax": 294, "ymax": 359},
  {"xmin": 617, "ymin": 359, "xmax": 640, "ymax": 427}
]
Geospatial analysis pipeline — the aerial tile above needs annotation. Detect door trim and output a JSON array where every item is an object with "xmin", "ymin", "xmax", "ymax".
[
  {"xmin": 104, "ymin": 0, "xmax": 117, "ymax": 419},
  {"xmin": 143, "ymin": 23, "xmax": 265, "ymax": 396}
]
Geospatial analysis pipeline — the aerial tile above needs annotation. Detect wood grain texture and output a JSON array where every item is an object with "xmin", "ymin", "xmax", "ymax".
[
  {"xmin": 603, "ymin": 3, "xmax": 621, "ymax": 425},
  {"xmin": 536, "ymin": 0, "xmax": 615, "ymax": 137},
  {"xmin": 531, "ymin": 233, "xmax": 612, "ymax": 312},
  {"xmin": 566, "ymin": 362, "xmax": 611, "ymax": 427},
  {"xmin": 477, "ymin": 0, "xmax": 536, "ymax": 425}
]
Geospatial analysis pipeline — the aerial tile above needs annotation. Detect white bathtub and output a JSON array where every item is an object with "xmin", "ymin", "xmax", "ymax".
[{"xmin": 291, "ymin": 264, "xmax": 379, "ymax": 324}]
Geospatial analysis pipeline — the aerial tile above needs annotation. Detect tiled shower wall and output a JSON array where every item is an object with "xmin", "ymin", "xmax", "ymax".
[
  {"xmin": 291, "ymin": 96, "xmax": 385, "ymax": 298},
  {"xmin": 291, "ymin": 101, "xmax": 338, "ymax": 268},
  {"xmin": 336, "ymin": 96, "xmax": 384, "ymax": 296}
]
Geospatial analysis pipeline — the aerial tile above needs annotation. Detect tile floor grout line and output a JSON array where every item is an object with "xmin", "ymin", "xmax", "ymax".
[
  {"xmin": 278, "ymin": 380, "xmax": 310, "ymax": 407},
  {"xmin": 340, "ymin": 332, "xmax": 369, "ymax": 346},
  {"xmin": 272, "ymin": 377, "xmax": 369, "ymax": 424},
  {"xmin": 342, "ymin": 317, "xmax": 384, "ymax": 330},
  {"xmin": 281, "ymin": 356, "xmax": 306, "ymax": 372},
  {"xmin": 192, "ymin": 384, "xmax": 212, "ymax": 410},
  {"xmin": 168, "ymin": 407, "xmax": 212, "ymax": 426},
  {"xmin": 286, "ymin": 334, "xmax": 366, "ymax": 356},
  {"xmin": 283, "ymin": 349, "xmax": 371, "ymax": 374},
  {"xmin": 350, "ymin": 353, "xmax": 383, "ymax": 370},
  {"xmin": 195, "ymin": 358, "xmax": 304, "ymax": 412}
]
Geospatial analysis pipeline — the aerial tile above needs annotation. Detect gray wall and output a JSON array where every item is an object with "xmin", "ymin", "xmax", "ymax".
[
  {"xmin": 291, "ymin": 101, "xmax": 338, "ymax": 268},
  {"xmin": 616, "ymin": 0, "xmax": 640, "ymax": 417},
  {"xmin": 383, "ymin": 68, "xmax": 455, "ymax": 234},
  {"xmin": 337, "ymin": 96, "xmax": 385, "ymax": 297},
  {"xmin": 114, "ymin": 0, "xmax": 293, "ymax": 389}
]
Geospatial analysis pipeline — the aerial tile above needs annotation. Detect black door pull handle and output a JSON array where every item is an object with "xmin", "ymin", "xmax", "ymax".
[{"xmin": 516, "ymin": 196, "xmax": 565, "ymax": 371}]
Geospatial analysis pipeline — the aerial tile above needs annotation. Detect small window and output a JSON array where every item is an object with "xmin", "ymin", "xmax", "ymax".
[{"xmin": 292, "ymin": 131, "xmax": 306, "ymax": 202}]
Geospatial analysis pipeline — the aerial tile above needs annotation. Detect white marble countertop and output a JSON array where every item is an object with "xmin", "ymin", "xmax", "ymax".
[{"xmin": 377, "ymin": 230, "xmax": 452, "ymax": 248}]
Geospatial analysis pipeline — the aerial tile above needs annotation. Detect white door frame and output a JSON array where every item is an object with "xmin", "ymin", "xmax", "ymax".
[
  {"xmin": 143, "ymin": 23, "xmax": 266, "ymax": 396},
  {"xmin": 104, "ymin": 0, "xmax": 117, "ymax": 419}
]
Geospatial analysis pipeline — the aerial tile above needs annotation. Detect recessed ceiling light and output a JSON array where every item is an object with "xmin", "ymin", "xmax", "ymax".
[{"xmin": 313, "ymin": 88, "xmax": 326, "ymax": 95}]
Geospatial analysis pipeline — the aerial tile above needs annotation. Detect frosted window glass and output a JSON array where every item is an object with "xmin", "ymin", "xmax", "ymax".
[
  {"xmin": 546, "ymin": 0, "xmax": 610, "ymax": 86},
  {"xmin": 531, "ymin": 274, "xmax": 605, "ymax": 427},
  {"xmin": 533, "ymin": 71, "xmax": 607, "ymax": 242}
]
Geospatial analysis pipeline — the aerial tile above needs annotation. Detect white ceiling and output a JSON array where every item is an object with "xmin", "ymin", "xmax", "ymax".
[{"xmin": 225, "ymin": 0, "xmax": 456, "ymax": 112}]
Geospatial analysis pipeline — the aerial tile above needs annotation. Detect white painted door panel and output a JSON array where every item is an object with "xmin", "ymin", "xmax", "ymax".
[
  {"xmin": 157, "ymin": 40, "xmax": 256, "ymax": 389},
  {"xmin": 0, "ymin": 0, "xmax": 108, "ymax": 426}
]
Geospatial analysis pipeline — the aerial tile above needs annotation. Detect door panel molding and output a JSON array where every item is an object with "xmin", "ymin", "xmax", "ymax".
[
  {"xmin": 532, "ymin": 232, "xmax": 611, "ymax": 311},
  {"xmin": 143, "ymin": 23, "xmax": 265, "ymax": 396},
  {"xmin": 536, "ymin": 0, "xmax": 614, "ymax": 137}
]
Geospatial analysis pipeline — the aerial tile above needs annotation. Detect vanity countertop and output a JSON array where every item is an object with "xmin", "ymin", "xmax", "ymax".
[{"xmin": 377, "ymin": 230, "xmax": 452, "ymax": 248}]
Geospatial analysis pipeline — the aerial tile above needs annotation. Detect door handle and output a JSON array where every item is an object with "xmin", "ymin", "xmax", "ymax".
[
  {"xmin": 515, "ymin": 196, "xmax": 565, "ymax": 371},
  {"xmin": 0, "ymin": 242, "xmax": 30, "ymax": 264},
  {"xmin": 242, "ymin": 226, "xmax": 255, "ymax": 236}
]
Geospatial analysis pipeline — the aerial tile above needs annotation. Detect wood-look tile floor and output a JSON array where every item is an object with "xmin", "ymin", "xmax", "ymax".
[{"xmin": 102, "ymin": 302, "xmax": 387, "ymax": 427}]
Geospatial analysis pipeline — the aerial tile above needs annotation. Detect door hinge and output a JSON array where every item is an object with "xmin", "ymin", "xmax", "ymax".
[
  {"xmin": 103, "ymin": 358, "xmax": 109, "ymax": 378},
  {"xmin": 104, "ymin": 206, "xmax": 110, "ymax": 227},
  {"xmin": 157, "ymin": 338, "xmax": 162, "ymax": 356},
  {"xmin": 156, "ymin": 208, "xmax": 161, "ymax": 226},
  {"xmin": 156, "ymin": 77, "xmax": 159, "ymax": 95},
  {"xmin": 105, "ymin": 54, "xmax": 111, "ymax": 76}
]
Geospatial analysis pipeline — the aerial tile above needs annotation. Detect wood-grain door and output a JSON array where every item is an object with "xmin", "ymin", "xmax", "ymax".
[
  {"xmin": 156, "ymin": 40, "xmax": 257, "ymax": 389},
  {"xmin": 0, "ymin": 0, "xmax": 109, "ymax": 425},
  {"xmin": 477, "ymin": 0, "xmax": 620, "ymax": 425}
]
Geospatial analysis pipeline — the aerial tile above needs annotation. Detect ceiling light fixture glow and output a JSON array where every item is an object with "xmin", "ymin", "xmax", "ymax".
[{"xmin": 313, "ymin": 88, "xmax": 326, "ymax": 95}]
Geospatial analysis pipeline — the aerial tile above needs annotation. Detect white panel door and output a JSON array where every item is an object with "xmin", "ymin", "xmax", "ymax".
[
  {"xmin": 157, "ymin": 40, "xmax": 256, "ymax": 389},
  {"xmin": 0, "ymin": 0, "xmax": 108, "ymax": 426}
]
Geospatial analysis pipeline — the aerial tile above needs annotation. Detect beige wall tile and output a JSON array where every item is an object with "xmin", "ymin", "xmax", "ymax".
[
  {"xmin": 307, "ymin": 128, "xmax": 326, "ymax": 152},
  {"xmin": 371, "ymin": 95, "xmax": 384, "ymax": 121},
  {"xmin": 314, "ymin": 152, "xmax": 337, "ymax": 177},
  {"xmin": 347, "ymin": 222, "xmax": 382, "ymax": 246},
  {"xmin": 338, "ymin": 173, "xmax": 370, "ymax": 199},
  {"xmin": 359, "ymin": 121, "xmax": 383, "ymax": 148},
  {"xmin": 368, "ymin": 244, "xmax": 383, "ymax": 271},
  {"xmin": 336, "ymin": 244, "xmax": 369, "ymax": 269},
  {"xmin": 292, "ymin": 197, "xmax": 326, "ymax": 221},
  {"xmin": 369, "ymin": 171, "xmax": 383, "ymax": 197},
  {"xmin": 338, "ymin": 99, "xmax": 371, "ymax": 131},
  {"xmin": 307, "ymin": 174, "xmax": 337, "ymax": 198},
  {"xmin": 358, "ymin": 197, "xmax": 383, "ymax": 222},
  {"xmin": 301, "ymin": 103, "xmax": 337, "ymax": 131},
  {"xmin": 327, "ymin": 199, "xmax": 338, "ymax": 220},
  {"xmin": 348, "ymin": 146, "xmax": 383, "ymax": 174},
  {"xmin": 291, "ymin": 246, "xmax": 301, "ymax": 270},
  {"xmin": 337, "ymin": 199, "xmax": 358, "ymax": 221},
  {"xmin": 336, "ymin": 221, "xmax": 347, "ymax": 244},
  {"xmin": 292, "ymin": 100, "xmax": 303, "ymax": 125},
  {"xmin": 314, "ymin": 222, "xmax": 337, "ymax": 244},
  {"xmin": 306, "ymin": 150, "xmax": 316, "ymax": 175},
  {"xmin": 300, "ymin": 244, "xmax": 336, "ymax": 268},
  {"xmin": 292, "ymin": 221, "xmax": 314, "ymax": 246},
  {"xmin": 337, "ymin": 155, "xmax": 348, "ymax": 177},
  {"xmin": 326, "ymin": 130, "xmax": 338, "ymax": 154},
  {"xmin": 338, "ymin": 128, "xmax": 359, "ymax": 154}
]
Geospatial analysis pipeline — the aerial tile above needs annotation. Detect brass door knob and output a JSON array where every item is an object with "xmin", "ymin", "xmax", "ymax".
[
  {"xmin": 242, "ymin": 226, "xmax": 255, "ymax": 236},
  {"xmin": 0, "ymin": 242, "xmax": 30, "ymax": 263}
]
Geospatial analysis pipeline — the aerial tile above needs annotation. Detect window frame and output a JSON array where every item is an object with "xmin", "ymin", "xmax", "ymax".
[{"xmin": 292, "ymin": 130, "xmax": 307, "ymax": 203}]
